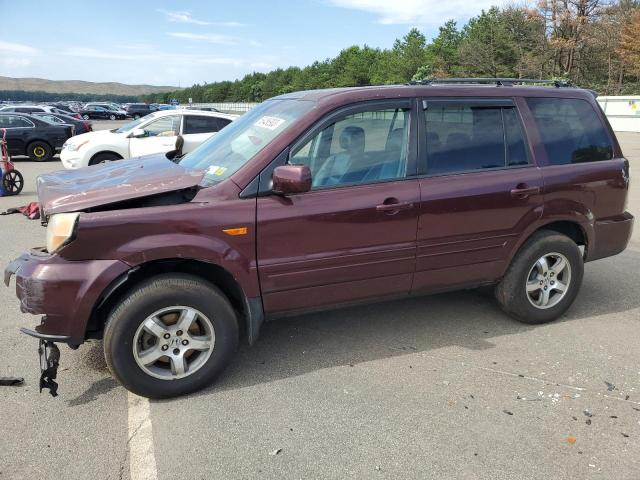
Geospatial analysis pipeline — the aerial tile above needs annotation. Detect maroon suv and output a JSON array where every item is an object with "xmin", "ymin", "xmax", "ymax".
[{"xmin": 5, "ymin": 81, "xmax": 633, "ymax": 398}]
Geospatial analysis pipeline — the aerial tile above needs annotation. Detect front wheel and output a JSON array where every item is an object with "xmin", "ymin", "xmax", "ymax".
[
  {"xmin": 109, "ymin": 114, "xmax": 116, "ymax": 120},
  {"xmin": 103, "ymin": 274, "xmax": 239, "ymax": 398},
  {"xmin": 495, "ymin": 230, "xmax": 584, "ymax": 324},
  {"xmin": 83, "ymin": 114, "xmax": 90, "ymax": 120}
]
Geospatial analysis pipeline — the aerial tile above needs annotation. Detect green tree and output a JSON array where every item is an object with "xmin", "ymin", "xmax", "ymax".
[{"xmin": 427, "ymin": 20, "xmax": 462, "ymax": 76}]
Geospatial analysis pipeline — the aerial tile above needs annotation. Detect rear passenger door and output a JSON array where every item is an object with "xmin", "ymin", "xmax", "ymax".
[
  {"xmin": 413, "ymin": 98, "xmax": 543, "ymax": 293},
  {"xmin": 181, "ymin": 115, "xmax": 230, "ymax": 154},
  {"xmin": 0, "ymin": 115, "xmax": 35, "ymax": 155}
]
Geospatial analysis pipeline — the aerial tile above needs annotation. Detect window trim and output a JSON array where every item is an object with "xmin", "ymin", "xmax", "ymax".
[
  {"xmin": 286, "ymin": 99, "xmax": 417, "ymax": 192},
  {"xmin": 417, "ymin": 96, "xmax": 534, "ymax": 178}
]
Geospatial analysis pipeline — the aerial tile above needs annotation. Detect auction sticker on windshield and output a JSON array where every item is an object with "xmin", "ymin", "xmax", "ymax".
[
  {"xmin": 207, "ymin": 165, "xmax": 228, "ymax": 176},
  {"xmin": 254, "ymin": 116, "xmax": 286, "ymax": 130}
]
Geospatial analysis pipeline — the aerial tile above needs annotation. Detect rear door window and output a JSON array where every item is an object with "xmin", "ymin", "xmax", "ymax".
[
  {"xmin": 183, "ymin": 115, "xmax": 230, "ymax": 134},
  {"xmin": 526, "ymin": 98, "xmax": 613, "ymax": 164},
  {"xmin": 422, "ymin": 99, "xmax": 529, "ymax": 175}
]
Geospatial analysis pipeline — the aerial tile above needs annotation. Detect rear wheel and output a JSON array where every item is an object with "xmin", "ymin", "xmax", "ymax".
[
  {"xmin": 109, "ymin": 114, "xmax": 116, "ymax": 120},
  {"xmin": 133, "ymin": 114, "xmax": 141, "ymax": 119},
  {"xmin": 103, "ymin": 274, "xmax": 239, "ymax": 398},
  {"xmin": 27, "ymin": 141, "xmax": 53, "ymax": 161},
  {"xmin": 495, "ymin": 230, "xmax": 583, "ymax": 324},
  {"xmin": 89, "ymin": 152, "xmax": 121, "ymax": 165},
  {"xmin": 82, "ymin": 114, "xmax": 90, "ymax": 120}
]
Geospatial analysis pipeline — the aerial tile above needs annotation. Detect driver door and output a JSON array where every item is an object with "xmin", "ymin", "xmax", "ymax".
[
  {"xmin": 128, "ymin": 115, "xmax": 181, "ymax": 157},
  {"xmin": 256, "ymin": 100, "xmax": 420, "ymax": 314}
]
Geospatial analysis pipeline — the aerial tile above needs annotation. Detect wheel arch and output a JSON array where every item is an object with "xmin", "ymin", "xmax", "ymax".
[
  {"xmin": 89, "ymin": 150, "xmax": 124, "ymax": 164},
  {"xmin": 503, "ymin": 219, "xmax": 590, "ymax": 278},
  {"xmin": 87, "ymin": 258, "xmax": 263, "ymax": 345}
]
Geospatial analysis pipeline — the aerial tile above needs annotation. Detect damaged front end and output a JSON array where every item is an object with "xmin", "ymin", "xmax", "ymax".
[{"xmin": 6, "ymin": 154, "xmax": 207, "ymax": 396}]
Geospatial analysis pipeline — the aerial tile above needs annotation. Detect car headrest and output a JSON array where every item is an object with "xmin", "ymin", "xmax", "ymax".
[
  {"xmin": 385, "ymin": 128, "xmax": 405, "ymax": 153},
  {"xmin": 339, "ymin": 126, "xmax": 365, "ymax": 153}
]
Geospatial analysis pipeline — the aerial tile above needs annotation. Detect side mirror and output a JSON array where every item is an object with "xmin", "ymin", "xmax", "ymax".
[
  {"xmin": 272, "ymin": 165, "xmax": 312, "ymax": 195},
  {"xmin": 131, "ymin": 128, "xmax": 147, "ymax": 138}
]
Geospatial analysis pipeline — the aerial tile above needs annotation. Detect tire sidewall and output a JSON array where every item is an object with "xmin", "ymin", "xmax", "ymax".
[
  {"xmin": 104, "ymin": 275, "xmax": 238, "ymax": 398},
  {"xmin": 497, "ymin": 233, "xmax": 584, "ymax": 324}
]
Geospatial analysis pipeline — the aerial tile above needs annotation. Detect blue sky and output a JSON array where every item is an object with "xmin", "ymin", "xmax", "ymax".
[{"xmin": 0, "ymin": 0, "xmax": 499, "ymax": 87}]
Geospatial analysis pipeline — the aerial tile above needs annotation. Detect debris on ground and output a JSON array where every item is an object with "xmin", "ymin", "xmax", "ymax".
[
  {"xmin": 0, "ymin": 377, "xmax": 24, "ymax": 386},
  {"xmin": 566, "ymin": 436, "xmax": 577, "ymax": 445},
  {"xmin": 503, "ymin": 410, "xmax": 514, "ymax": 416},
  {"xmin": 375, "ymin": 466, "xmax": 381, "ymax": 471},
  {"xmin": 583, "ymin": 410, "xmax": 594, "ymax": 417},
  {"xmin": 604, "ymin": 381, "xmax": 616, "ymax": 391},
  {"xmin": 586, "ymin": 419, "xmax": 592, "ymax": 425},
  {"xmin": 269, "ymin": 448, "xmax": 282, "ymax": 456},
  {"xmin": 621, "ymin": 433, "xmax": 629, "ymax": 438}
]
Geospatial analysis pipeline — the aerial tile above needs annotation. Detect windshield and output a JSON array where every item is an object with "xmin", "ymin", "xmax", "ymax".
[
  {"xmin": 113, "ymin": 114, "xmax": 155, "ymax": 133},
  {"xmin": 179, "ymin": 99, "xmax": 314, "ymax": 186}
]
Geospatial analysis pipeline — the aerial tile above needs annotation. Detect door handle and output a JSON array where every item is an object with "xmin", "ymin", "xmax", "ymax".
[
  {"xmin": 376, "ymin": 201, "xmax": 414, "ymax": 213},
  {"xmin": 510, "ymin": 185, "xmax": 540, "ymax": 198}
]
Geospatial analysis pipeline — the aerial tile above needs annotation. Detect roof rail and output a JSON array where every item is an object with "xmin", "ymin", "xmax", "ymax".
[{"xmin": 409, "ymin": 78, "xmax": 573, "ymax": 88}]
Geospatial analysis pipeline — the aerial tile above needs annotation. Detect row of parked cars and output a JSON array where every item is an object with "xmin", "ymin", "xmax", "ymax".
[{"xmin": 0, "ymin": 107, "xmax": 237, "ymax": 164}]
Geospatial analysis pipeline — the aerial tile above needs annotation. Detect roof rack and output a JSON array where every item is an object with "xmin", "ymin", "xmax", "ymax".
[{"xmin": 409, "ymin": 78, "xmax": 573, "ymax": 88}]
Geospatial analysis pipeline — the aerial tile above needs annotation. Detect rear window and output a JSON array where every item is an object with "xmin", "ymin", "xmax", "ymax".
[
  {"xmin": 526, "ymin": 98, "xmax": 613, "ymax": 165},
  {"xmin": 183, "ymin": 115, "xmax": 230, "ymax": 134}
]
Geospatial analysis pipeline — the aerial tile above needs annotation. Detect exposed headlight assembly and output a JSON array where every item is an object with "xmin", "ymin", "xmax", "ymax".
[{"xmin": 46, "ymin": 213, "xmax": 79, "ymax": 253}]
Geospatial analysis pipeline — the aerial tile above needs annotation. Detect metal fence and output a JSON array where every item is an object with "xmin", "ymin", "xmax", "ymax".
[
  {"xmin": 597, "ymin": 96, "xmax": 640, "ymax": 133},
  {"xmin": 187, "ymin": 97, "xmax": 640, "ymax": 133},
  {"xmin": 186, "ymin": 102, "xmax": 259, "ymax": 114}
]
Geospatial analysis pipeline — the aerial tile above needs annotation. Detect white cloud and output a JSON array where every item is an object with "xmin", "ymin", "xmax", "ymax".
[
  {"xmin": 167, "ymin": 32, "xmax": 239, "ymax": 46},
  {"xmin": 327, "ymin": 0, "xmax": 500, "ymax": 24},
  {"xmin": 0, "ymin": 40, "xmax": 40, "ymax": 55},
  {"xmin": 0, "ymin": 57, "xmax": 32, "ymax": 67},
  {"xmin": 157, "ymin": 9, "xmax": 245, "ymax": 27}
]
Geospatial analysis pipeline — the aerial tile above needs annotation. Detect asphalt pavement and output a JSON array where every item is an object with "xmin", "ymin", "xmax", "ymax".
[{"xmin": 0, "ymin": 122, "xmax": 638, "ymax": 479}]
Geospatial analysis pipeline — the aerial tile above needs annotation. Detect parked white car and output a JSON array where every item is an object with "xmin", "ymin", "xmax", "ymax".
[
  {"xmin": 60, "ymin": 110, "xmax": 238, "ymax": 169},
  {"xmin": 0, "ymin": 104, "xmax": 72, "ymax": 116}
]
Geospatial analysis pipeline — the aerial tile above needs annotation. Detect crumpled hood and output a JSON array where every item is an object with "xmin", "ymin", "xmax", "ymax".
[{"xmin": 37, "ymin": 154, "xmax": 205, "ymax": 217}]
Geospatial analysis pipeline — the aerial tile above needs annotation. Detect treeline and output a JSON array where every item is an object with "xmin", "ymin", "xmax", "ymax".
[
  {"xmin": 0, "ymin": 90, "xmax": 139, "ymax": 103},
  {"xmin": 143, "ymin": 0, "xmax": 640, "ymax": 104}
]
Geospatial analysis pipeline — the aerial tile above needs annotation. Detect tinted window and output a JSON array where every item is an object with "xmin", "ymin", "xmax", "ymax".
[
  {"xmin": 143, "ymin": 116, "xmax": 180, "ymax": 137},
  {"xmin": 290, "ymin": 108, "xmax": 410, "ymax": 188},
  {"xmin": 424, "ymin": 103, "xmax": 527, "ymax": 174},
  {"xmin": 183, "ymin": 115, "xmax": 229, "ymax": 134},
  {"xmin": 526, "ymin": 98, "xmax": 613, "ymax": 164},
  {"xmin": 16, "ymin": 107, "xmax": 37, "ymax": 113}
]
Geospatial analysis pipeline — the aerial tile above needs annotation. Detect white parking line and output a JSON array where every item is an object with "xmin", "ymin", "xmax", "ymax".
[{"xmin": 127, "ymin": 392, "xmax": 158, "ymax": 480}]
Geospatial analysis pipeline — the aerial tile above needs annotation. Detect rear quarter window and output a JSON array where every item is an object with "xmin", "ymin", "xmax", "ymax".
[{"xmin": 526, "ymin": 98, "xmax": 613, "ymax": 165}]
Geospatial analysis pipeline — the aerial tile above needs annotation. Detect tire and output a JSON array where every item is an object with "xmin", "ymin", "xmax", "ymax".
[
  {"xmin": 2, "ymin": 170, "xmax": 23, "ymax": 195},
  {"xmin": 27, "ymin": 141, "xmax": 53, "ymax": 161},
  {"xmin": 133, "ymin": 114, "xmax": 141, "ymax": 119},
  {"xmin": 83, "ymin": 114, "xmax": 90, "ymax": 120},
  {"xmin": 89, "ymin": 152, "xmax": 121, "ymax": 165},
  {"xmin": 109, "ymin": 114, "xmax": 116, "ymax": 120},
  {"xmin": 103, "ymin": 274, "xmax": 239, "ymax": 398},
  {"xmin": 495, "ymin": 230, "xmax": 584, "ymax": 325}
]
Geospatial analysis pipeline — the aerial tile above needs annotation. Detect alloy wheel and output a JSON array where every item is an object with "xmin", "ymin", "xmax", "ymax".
[
  {"xmin": 525, "ymin": 252, "xmax": 572, "ymax": 309},
  {"xmin": 132, "ymin": 306, "xmax": 215, "ymax": 380}
]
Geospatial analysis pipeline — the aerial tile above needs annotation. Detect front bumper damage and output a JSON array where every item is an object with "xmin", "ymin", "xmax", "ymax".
[{"xmin": 5, "ymin": 250, "xmax": 129, "ymax": 396}]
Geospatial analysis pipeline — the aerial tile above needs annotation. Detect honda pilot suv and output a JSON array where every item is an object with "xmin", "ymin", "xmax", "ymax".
[{"xmin": 5, "ymin": 79, "xmax": 633, "ymax": 398}]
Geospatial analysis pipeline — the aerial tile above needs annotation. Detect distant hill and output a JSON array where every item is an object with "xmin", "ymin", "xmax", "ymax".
[{"xmin": 0, "ymin": 76, "xmax": 180, "ymax": 96}]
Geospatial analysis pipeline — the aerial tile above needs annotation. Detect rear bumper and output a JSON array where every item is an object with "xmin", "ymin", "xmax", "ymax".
[
  {"xmin": 587, "ymin": 212, "xmax": 634, "ymax": 262},
  {"xmin": 5, "ymin": 251, "xmax": 129, "ymax": 345}
]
